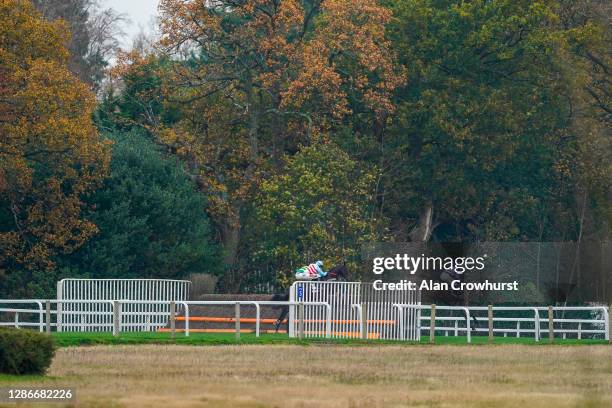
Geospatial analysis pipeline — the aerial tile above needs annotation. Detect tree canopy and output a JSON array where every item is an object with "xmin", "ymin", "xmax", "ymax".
[
  {"xmin": 96, "ymin": 0, "xmax": 610, "ymax": 291},
  {"xmin": 57, "ymin": 131, "xmax": 220, "ymax": 281},
  {"xmin": 0, "ymin": 0, "xmax": 110, "ymax": 281},
  {"xmin": 1, "ymin": 0, "xmax": 610, "ymax": 296},
  {"xmin": 253, "ymin": 142, "xmax": 377, "ymax": 286}
]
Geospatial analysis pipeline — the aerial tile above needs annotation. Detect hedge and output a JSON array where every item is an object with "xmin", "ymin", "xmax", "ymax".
[{"xmin": 0, "ymin": 328, "xmax": 56, "ymax": 375}]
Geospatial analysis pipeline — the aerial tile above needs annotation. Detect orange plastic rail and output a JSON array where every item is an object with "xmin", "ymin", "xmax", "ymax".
[
  {"xmin": 176, "ymin": 316, "xmax": 286, "ymax": 324},
  {"xmin": 158, "ymin": 328, "xmax": 380, "ymax": 338},
  {"xmin": 176, "ymin": 316, "xmax": 395, "ymax": 325},
  {"xmin": 158, "ymin": 328, "xmax": 287, "ymax": 334}
]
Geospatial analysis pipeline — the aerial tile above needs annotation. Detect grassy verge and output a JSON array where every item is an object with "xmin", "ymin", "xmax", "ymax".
[
  {"xmin": 1, "ymin": 343, "xmax": 611, "ymax": 407},
  {"xmin": 50, "ymin": 331, "xmax": 609, "ymax": 347}
]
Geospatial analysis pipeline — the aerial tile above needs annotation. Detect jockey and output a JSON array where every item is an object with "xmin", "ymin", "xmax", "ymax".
[{"xmin": 295, "ymin": 260, "xmax": 327, "ymax": 280}]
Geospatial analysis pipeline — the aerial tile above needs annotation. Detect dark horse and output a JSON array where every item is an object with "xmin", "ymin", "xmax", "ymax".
[{"xmin": 272, "ymin": 264, "xmax": 349, "ymax": 333}]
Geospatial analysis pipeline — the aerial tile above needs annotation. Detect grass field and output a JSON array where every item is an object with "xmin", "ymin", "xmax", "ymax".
[
  {"xmin": 1, "ymin": 343, "xmax": 610, "ymax": 408},
  {"xmin": 49, "ymin": 331, "xmax": 609, "ymax": 347}
]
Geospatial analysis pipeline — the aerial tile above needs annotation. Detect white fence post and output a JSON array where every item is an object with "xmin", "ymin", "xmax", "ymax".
[
  {"xmin": 607, "ymin": 305, "xmax": 611, "ymax": 343},
  {"xmin": 533, "ymin": 308, "xmax": 540, "ymax": 342},
  {"xmin": 183, "ymin": 302, "xmax": 190, "ymax": 337},
  {"xmin": 169, "ymin": 301, "xmax": 176, "ymax": 339},
  {"xmin": 548, "ymin": 306, "xmax": 554, "ymax": 343},
  {"xmin": 464, "ymin": 308, "xmax": 471, "ymax": 344},
  {"xmin": 298, "ymin": 302, "xmax": 305, "ymax": 340},
  {"xmin": 37, "ymin": 301, "xmax": 43, "ymax": 332},
  {"xmin": 254, "ymin": 303, "xmax": 260, "ymax": 338},
  {"xmin": 430, "ymin": 304, "xmax": 436, "ymax": 344},
  {"xmin": 235, "ymin": 302, "xmax": 240, "ymax": 341},
  {"xmin": 324, "ymin": 303, "xmax": 332, "ymax": 338},
  {"xmin": 360, "ymin": 302, "xmax": 368, "ymax": 340},
  {"xmin": 488, "ymin": 305, "xmax": 493, "ymax": 343},
  {"xmin": 113, "ymin": 301, "xmax": 121, "ymax": 337},
  {"xmin": 395, "ymin": 305, "xmax": 404, "ymax": 341},
  {"xmin": 45, "ymin": 300, "xmax": 51, "ymax": 334},
  {"xmin": 56, "ymin": 281, "xmax": 63, "ymax": 332}
]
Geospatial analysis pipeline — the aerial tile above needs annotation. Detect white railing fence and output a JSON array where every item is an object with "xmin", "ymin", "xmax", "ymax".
[
  {"xmin": 0, "ymin": 299, "xmax": 332, "ymax": 339},
  {"xmin": 1, "ymin": 299, "xmax": 609, "ymax": 343},
  {"xmin": 393, "ymin": 304, "xmax": 609, "ymax": 343},
  {"xmin": 290, "ymin": 281, "xmax": 421, "ymax": 340},
  {"xmin": 56, "ymin": 279, "xmax": 191, "ymax": 332}
]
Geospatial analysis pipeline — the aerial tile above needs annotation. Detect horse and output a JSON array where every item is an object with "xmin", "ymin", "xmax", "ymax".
[
  {"xmin": 320, "ymin": 263, "xmax": 349, "ymax": 282},
  {"xmin": 272, "ymin": 264, "xmax": 349, "ymax": 333}
]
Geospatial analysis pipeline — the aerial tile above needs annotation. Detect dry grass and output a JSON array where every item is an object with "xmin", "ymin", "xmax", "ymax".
[{"xmin": 6, "ymin": 344, "xmax": 612, "ymax": 407}]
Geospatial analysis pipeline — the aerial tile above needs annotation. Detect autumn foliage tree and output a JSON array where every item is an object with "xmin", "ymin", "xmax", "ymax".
[
  {"xmin": 0, "ymin": 0, "xmax": 110, "ymax": 287},
  {"xmin": 142, "ymin": 0, "xmax": 404, "ymax": 281},
  {"xmin": 102, "ymin": 0, "xmax": 610, "ymax": 293}
]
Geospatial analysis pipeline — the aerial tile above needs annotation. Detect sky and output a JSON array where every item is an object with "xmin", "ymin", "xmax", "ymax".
[{"xmin": 104, "ymin": 0, "xmax": 160, "ymax": 48}]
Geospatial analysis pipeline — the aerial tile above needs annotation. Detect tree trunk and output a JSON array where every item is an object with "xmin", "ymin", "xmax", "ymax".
[
  {"xmin": 219, "ymin": 220, "xmax": 241, "ymax": 291},
  {"xmin": 409, "ymin": 203, "xmax": 436, "ymax": 242},
  {"xmin": 221, "ymin": 222, "xmax": 240, "ymax": 267}
]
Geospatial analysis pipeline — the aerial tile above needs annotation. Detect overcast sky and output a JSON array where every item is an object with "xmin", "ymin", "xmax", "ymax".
[{"xmin": 104, "ymin": 0, "xmax": 160, "ymax": 48}]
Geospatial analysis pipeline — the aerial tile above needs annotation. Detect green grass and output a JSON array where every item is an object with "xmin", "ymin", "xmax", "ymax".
[
  {"xmin": 50, "ymin": 331, "xmax": 609, "ymax": 347},
  {"xmin": 0, "ymin": 373, "xmax": 48, "ymax": 383}
]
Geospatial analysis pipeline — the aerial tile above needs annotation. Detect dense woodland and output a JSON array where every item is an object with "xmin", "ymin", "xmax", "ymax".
[{"xmin": 0, "ymin": 0, "xmax": 610, "ymax": 298}]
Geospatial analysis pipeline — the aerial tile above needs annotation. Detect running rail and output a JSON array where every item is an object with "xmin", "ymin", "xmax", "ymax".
[
  {"xmin": 393, "ymin": 304, "xmax": 471, "ymax": 343},
  {"xmin": 1, "ymin": 300, "xmax": 607, "ymax": 341}
]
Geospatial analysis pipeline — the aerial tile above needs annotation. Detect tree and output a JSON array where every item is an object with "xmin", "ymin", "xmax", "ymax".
[
  {"xmin": 55, "ymin": 131, "xmax": 220, "ymax": 284},
  {"xmin": 0, "ymin": 0, "xmax": 110, "ymax": 291},
  {"xmin": 139, "ymin": 0, "xmax": 404, "ymax": 281},
  {"xmin": 253, "ymin": 142, "xmax": 377, "ymax": 286},
  {"xmin": 382, "ymin": 0, "xmax": 604, "ymax": 242},
  {"xmin": 554, "ymin": 0, "xmax": 611, "ymax": 241},
  {"xmin": 32, "ymin": 0, "xmax": 126, "ymax": 91},
  {"xmin": 31, "ymin": 0, "xmax": 90, "ymax": 79}
]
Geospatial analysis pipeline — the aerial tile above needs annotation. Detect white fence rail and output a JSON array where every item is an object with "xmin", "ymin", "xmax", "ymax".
[
  {"xmin": 1, "ymin": 300, "xmax": 608, "ymax": 342},
  {"xmin": 56, "ymin": 279, "xmax": 190, "ymax": 332},
  {"xmin": 290, "ymin": 281, "xmax": 421, "ymax": 340},
  {"xmin": 1, "ymin": 295, "xmax": 609, "ymax": 343},
  {"xmin": 0, "ymin": 299, "xmax": 332, "ymax": 338},
  {"xmin": 393, "ymin": 304, "xmax": 609, "ymax": 343}
]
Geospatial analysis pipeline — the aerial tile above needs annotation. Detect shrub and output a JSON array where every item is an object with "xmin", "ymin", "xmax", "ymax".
[{"xmin": 0, "ymin": 328, "xmax": 56, "ymax": 375}]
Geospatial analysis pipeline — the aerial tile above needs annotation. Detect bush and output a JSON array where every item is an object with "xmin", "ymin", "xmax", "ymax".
[{"xmin": 0, "ymin": 328, "xmax": 56, "ymax": 375}]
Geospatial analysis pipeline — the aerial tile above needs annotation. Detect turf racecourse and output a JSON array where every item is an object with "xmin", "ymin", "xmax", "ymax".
[
  {"xmin": 50, "ymin": 331, "xmax": 608, "ymax": 347},
  {"xmin": 1, "ymin": 342, "xmax": 610, "ymax": 408}
]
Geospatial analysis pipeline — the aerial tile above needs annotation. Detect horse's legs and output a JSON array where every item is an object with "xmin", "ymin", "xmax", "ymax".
[
  {"xmin": 274, "ymin": 307, "xmax": 289, "ymax": 333},
  {"xmin": 272, "ymin": 292, "xmax": 290, "ymax": 333},
  {"xmin": 471, "ymin": 315, "xmax": 479, "ymax": 334}
]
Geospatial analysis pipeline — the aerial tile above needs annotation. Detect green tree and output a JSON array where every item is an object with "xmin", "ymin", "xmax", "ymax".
[
  {"xmin": 382, "ymin": 0, "xmax": 602, "ymax": 242},
  {"xmin": 252, "ymin": 142, "xmax": 377, "ymax": 286},
  {"xmin": 2, "ymin": 130, "xmax": 219, "ymax": 297},
  {"xmin": 56, "ymin": 131, "xmax": 220, "ymax": 284}
]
